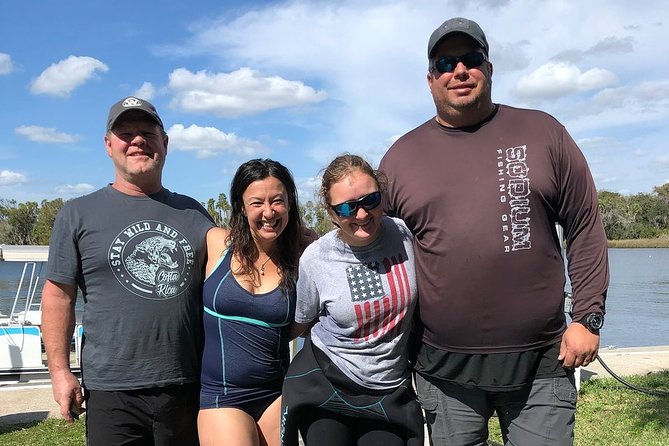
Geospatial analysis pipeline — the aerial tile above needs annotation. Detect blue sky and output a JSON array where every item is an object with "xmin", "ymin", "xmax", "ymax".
[{"xmin": 1, "ymin": 0, "xmax": 668, "ymax": 205}]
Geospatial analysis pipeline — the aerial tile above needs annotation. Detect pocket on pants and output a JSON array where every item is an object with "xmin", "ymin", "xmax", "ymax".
[{"xmin": 553, "ymin": 375, "xmax": 577, "ymax": 405}]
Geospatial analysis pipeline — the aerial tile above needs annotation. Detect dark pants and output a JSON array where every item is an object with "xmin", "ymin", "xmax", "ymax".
[
  {"xmin": 85, "ymin": 383, "xmax": 199, "ymax": 446},
  {"xmin": 300, "ymin": 407, "xmax": 406, "ymax": 446},
  {"xmin": 281, "ymin": 338, "xmax": 424, "ymax": 446}
]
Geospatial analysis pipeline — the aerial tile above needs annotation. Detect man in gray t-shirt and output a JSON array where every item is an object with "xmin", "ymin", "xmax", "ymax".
[{"xmin": 42, "ymin": 96, "xmax": 213, "ymax": 445}]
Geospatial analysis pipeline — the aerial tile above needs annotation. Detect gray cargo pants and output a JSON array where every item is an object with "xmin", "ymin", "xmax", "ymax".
[{"xmin": 415, "ymin": 372, "xmax": 577, "ymax": 446}]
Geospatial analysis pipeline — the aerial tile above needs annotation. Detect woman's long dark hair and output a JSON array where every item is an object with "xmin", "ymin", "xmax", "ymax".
[{"xmin": 227, "ymin": 159, "xmax": 302, "ymax": 290}]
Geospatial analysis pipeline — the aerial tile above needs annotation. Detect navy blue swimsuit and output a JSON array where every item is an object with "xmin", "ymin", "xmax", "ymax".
[{"xmin": 200, "ymin": 250, "xmax": 295, "ymax": 420}]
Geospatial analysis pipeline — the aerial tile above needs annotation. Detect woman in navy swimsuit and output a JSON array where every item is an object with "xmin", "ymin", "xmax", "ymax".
[{"xmin": 198, "ymin": 159, "xmax": 304, "ymax": 446}]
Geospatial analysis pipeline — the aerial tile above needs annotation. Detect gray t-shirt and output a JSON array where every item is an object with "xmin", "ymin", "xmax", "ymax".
[
  {"xmin": 47, "ymin": 185, "xmax": 213, "ymax": 390},
  {"xmin": 296, "ymin": 216, "xmax": 417, "ymax": 390}
]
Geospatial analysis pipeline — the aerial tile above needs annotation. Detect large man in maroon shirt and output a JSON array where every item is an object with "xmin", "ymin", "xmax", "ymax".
[{"xmin": 380, "ymin": 17, "xmax": 608, "ymax": 446}]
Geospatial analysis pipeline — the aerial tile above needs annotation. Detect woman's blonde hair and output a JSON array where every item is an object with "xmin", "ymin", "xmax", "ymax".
[{"xmin": 319, "ymin": 154, "xmax": 387, "ymax": 208}]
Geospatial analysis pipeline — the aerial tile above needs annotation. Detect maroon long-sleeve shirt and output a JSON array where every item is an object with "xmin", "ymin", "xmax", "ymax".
[{"xmin": 380, "ymin": 104, "xmax": 609, "ymax": 354}]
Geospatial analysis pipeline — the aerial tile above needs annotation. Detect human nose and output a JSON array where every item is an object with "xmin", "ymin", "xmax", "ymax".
[
  {"xmin": 262, "ymin": 203, "xmax": 275, "ymax": 218},
  {"xmin": 130, "ymin": 133, "xmax": 146, "ymax": 146},
  {"xmin": 354, "ymin": 205, "xmax": 368, "ymax": 219},
  {"xmin": 452, "ymin": 61, "xmax": 470, "ymax": 78}
]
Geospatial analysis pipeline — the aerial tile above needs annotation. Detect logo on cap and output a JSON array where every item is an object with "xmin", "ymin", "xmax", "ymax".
[{"xmin": 122, "ymin": 97, "xmax": 143, "ymax": 108}]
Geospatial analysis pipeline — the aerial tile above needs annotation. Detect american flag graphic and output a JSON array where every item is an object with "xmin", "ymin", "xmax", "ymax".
[{"xmin": 346, "ymin": 253, "xmax": 411, "ymax": 342}]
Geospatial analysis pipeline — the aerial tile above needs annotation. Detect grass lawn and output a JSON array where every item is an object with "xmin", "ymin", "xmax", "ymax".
[
  {"xmin": 608, "ymin": 237, "xmax": 669, "ymax": 248},
  {"xmin": 0, "ymin": 418, "xmax": 85, "ymax": 446},
  {"xmin": 488, "ymin": 371, "xmax": 669, "ymax": 446},
  {"xmin": 1, "ymin": 372, "xmax": 667, "ymax": 445}
]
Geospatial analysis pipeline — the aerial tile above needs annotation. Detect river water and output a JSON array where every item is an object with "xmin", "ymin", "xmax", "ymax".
[
  {"xmin": 598, "ymin": 248, "xmax": 669, "ymax": 348},
  {"xmin": 1, "ymin": 248, "xmax": 667, "ymax": 347}
]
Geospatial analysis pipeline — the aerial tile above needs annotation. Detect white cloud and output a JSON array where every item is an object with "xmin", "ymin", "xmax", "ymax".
[
  {"xmin": 0, "ymin": 53, "xmax": 13, "ymax": 75},
  {"xmin": 565, "ymin": 79, "xmax": 669, "ymax": 120},
  {"xmin": 490, "ymin": 41, "xmax": 532, "ymax": 72},
  {"xmin": 512, "ymin": 62, "xmax": 618, "ymax": 100},
  {"xmin": 15, "ymin": 125, "xmax": 80, "ymax": 143},
  {"xmin": 593, "ymin": 173, "xmax": 618, "ymax": 184},
  {"xmin": 167, "ymin": 123, "xmax": 268, "ymax": 158},
  {"xmin": 584, "ymin": 36, "xmax": 634, "ymax": 56},
  {"xmin": 592, "ymin": 80, "xmax": 669, "ymax": 109},
  {"xmin": 0, "ymin": 170, "xmax": 27, "ymax": 186},
  {"xmin": 575, "ymin": 136, "xmax": 611, "ymax": 149},
  {"xmin": 296, "ymin": 175, "xmax": 323, "ymax": 203},
  {"xmin": 55, "ymin": 183, "xmax": 96, "ymax": 196},
  {"xmin": 134, "ymin": 82, "xmax": 156, "ymax": 101},
  {"xmin": 168, "ymin": 67, "xmax": 327, "ymax": 117},
  {"xmin": 30, "ymin": 55, "xmax": 109, "ymax": 97}
]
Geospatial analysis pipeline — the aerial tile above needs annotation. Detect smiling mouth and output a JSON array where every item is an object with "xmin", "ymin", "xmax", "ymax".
[
  {"xmin": 354, "ymin": 219, "xmax": 372, "ymax": 229},
  {"xmin": 449, "ymin": 84, "xmax": 475, "ymax": 92},
  {"xmin": 129, "ymin": 151, "xmax": 153, "ymax": 157},
  {"xmin": 259, "ymin": 220, "xmax": 280, "ymax": 230}
]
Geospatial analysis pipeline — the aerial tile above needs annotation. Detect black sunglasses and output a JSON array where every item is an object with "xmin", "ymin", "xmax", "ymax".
[
  {"xmin": 330, "ymin": 191, "xmax": 382, "ymax": 217},
  {"xmin": 433, "ymin": 51, "xmax": 486, "ymax": 74}
]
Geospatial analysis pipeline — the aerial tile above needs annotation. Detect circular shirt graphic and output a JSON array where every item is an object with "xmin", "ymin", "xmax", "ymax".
[{"xmin": 108, "ymin": 220, "xmax": 196, "ymax": 300}]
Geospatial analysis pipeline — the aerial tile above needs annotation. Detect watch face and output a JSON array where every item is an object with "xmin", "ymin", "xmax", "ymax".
[{"xmin": 586, "ymin": 313, "xmax": 604, "ymax": 330}]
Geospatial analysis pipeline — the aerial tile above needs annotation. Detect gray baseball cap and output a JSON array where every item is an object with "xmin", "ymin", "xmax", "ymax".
[
  {"xmin": 427, "ymin": 17, "xmax": 489, "ymax": 58},
  {"xmin": 107, "ymin": 96, "xmax": 164, "ymax": 131}
]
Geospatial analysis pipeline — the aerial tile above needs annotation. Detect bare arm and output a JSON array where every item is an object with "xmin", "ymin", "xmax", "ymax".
[
  {"xmin": 41, "ymin": 280, "xmax": 84, "ymax": 421},
  {"xmin": 289, "ymin": 320, "xmax": 317, "ymax": 340}
]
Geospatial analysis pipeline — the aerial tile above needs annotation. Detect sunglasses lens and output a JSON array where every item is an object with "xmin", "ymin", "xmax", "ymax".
[
  {"xmin": 335, "ymin": 203, "xmax": 354, "ymax": 217},
  {"xmin": 331, "ymin": 191, "xmax": 381, "ymax": 217},
  {"xmin": 360, "ymin": 191, "xmax": 381, "ymax": 209},
  {"xmin": 462, "ymin": 52, "xmax": 484, "ymax": 68},
  {"xmin": 435, "ymin": 52, "xmax": 484, "ymax": 73},
  {"xmin": 435, "ymin": 57, "xmax": 456, "ymax": 73}
]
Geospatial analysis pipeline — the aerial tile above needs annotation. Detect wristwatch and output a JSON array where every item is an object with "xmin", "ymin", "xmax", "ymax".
[{"xmin": 577, "ymin": 312, "xmax": 604, "ymax": 334}]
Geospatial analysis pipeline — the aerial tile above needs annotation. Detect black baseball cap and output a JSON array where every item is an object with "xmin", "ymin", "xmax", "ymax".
[
  {"xmin": 428, "ymin": 17, "xmax": 489, "ymax": 58},
  {"xmin": 107, "ymin": 96, "xmax": 164, "ymax": 131}
]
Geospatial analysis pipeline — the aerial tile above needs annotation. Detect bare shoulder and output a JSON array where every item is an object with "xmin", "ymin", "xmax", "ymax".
[{"xmin": 206, "ymin": 227, "xmax": 231, "ymax": 259}]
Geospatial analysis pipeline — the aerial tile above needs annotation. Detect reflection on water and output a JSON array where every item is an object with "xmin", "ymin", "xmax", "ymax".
[{"xmin": 2, "ymin": 249, "xmax": 668, "ymax": 347}]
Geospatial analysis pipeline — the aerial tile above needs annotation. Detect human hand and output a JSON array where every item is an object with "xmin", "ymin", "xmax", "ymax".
[
  {"xmin": 558, "ymin": 322, "xmax": 600, "ymax": 369},
  {"xmin": 51, "ymin": 369, "xmax": 84, "ymax": 422}
]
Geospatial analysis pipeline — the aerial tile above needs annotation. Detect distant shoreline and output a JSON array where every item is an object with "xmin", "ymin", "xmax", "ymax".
[{"xmin": 607, "ymin": 237, "xmax": 669, "ymax": 248}]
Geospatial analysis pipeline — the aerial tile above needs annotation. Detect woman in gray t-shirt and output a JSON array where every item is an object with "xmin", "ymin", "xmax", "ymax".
[{"xmin": 281, "ymin": 154, "xmax": 424, "ymax": 446}]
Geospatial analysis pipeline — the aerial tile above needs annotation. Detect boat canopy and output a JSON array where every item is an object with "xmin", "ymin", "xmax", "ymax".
[{"xmin": 0, "ymin": 245, "xmax": 49, "ymax": 262}]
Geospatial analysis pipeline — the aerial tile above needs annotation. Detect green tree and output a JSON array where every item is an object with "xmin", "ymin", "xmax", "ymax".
[
  {"xmin": 653, "ymin": 182, "xmax": 669, "ymax": 204},
  {"xmin": 216, "ymin": 193, "xmax": 231, "ymax": 228},
  {"xmin": 0, "ymin": 199, "xmax": 17, "ymax": 243},
  {"xmin": 7, "ymin": 201, "xmax": 39, "ymax": 244},
  {"xmin": 300, "ymin": 200, "xmax": 334, "ymax": 235},
  {"xmin": 33, "ymin": 198, "xmax": 65, "ymax": 245},
  {"xmin": 205, "ymin": 198, "xmax": 220, "ymax": 227},
  {"xmin": 598, "ymin": 191, "xmax": 625, "ymax": 239}
]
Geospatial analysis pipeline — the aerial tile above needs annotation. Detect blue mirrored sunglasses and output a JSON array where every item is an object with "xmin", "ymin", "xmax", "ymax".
[
  {"xmin": 330, "ymin": 191, "xmax": 382, "ymax": 217},
  {"xmin": 433, "ymin": 51, "xmax": 485, "ymax": 73}
]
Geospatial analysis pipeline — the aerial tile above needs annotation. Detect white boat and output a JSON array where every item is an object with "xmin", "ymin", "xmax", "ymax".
[{"xmin": 0, "ymin": 244, "xmax": 82, "ymax": 376}]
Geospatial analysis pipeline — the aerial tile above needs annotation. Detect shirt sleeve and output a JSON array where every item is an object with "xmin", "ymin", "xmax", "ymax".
[
  {"xmin": 47, "ymin": 204, "xmax": 81, "ymax": 286},
  {"xmin": 295, "ymin": 248, "xmax": 322, "ymax": 324},
  {"xmin": 557, "ymin": 127, "xmax": 609, "ymax": 319}
]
